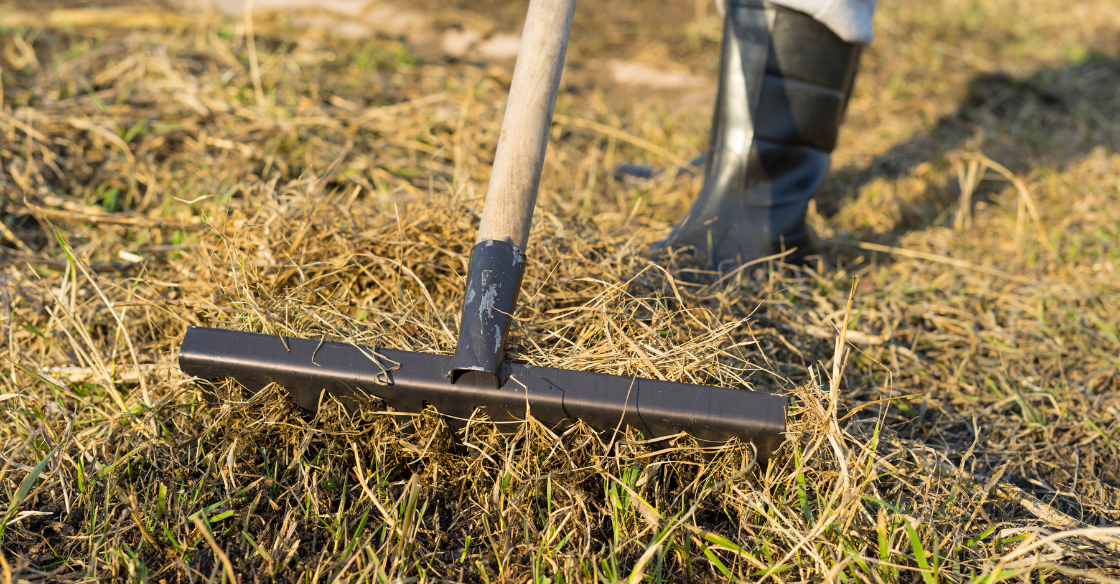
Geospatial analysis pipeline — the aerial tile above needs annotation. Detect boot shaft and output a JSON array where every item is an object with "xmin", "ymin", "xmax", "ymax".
[
  {"xmin": 660, "ymin": 1, "xmax": 863, "ymax": 271},
  {"xmin": 709, "ymin": 0, "xmax": 861, "ymax": 161}
]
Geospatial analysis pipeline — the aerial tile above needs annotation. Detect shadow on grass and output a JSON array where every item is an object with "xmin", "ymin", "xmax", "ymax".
[{"xmin": 820, "ymin": 53, "xmax": 1120, "ymax": 245}]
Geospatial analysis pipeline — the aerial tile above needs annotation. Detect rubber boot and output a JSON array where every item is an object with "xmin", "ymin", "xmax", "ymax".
[{"xmin": 653, "ymin": 0, "xmax": 861, "ymax": 272}]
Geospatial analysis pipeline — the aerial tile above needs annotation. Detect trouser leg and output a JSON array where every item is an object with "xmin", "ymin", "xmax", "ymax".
[{"xmin": 765, "ymin": 0, "xmax": 877, "ymax": 44}]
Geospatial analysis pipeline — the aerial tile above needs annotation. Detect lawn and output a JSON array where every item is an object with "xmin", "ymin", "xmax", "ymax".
[{"xmin": 0, "ymin": 0, "xmax": 1118, "ymax": 581}]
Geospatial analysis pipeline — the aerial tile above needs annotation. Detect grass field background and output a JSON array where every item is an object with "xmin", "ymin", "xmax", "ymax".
[{"xmin": 1, "ymin": 0, "xmax": 1119, "ymax": 581}]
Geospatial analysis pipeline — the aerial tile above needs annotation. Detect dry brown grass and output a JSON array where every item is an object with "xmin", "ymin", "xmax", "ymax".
[{"xmin": 1, "ymin": 0, "xmax": 1119, "ymax": 581}]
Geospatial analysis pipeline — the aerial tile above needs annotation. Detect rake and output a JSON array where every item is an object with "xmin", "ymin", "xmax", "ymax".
[{"xmin": 178, "ymin": 0, "xmax": 786, "ymax": 462}]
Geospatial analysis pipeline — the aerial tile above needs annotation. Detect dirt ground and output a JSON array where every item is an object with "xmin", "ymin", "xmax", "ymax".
[{"xmin": 1, "ymin": 0, "xmax": 1119, "ymax": 581}]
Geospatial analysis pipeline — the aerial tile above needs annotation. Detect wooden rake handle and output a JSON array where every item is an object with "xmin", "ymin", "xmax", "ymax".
[{"xmin": 475, "ymin": 0, "xmax": 576, "ymax": 249}]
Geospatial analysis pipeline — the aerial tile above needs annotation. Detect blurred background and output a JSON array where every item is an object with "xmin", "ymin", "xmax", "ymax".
[{"xmin": 5, "ymin": 0, "xmax": 1119, "ymax": 243}]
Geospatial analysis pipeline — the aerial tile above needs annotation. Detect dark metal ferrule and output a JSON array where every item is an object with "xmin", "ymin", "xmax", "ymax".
[{"xmin": 450, "ymin": 239, "xmax": 526, "ymax": 387}]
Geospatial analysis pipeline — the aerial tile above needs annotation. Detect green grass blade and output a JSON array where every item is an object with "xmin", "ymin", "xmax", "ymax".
[
  {"xmin": 905, "ymin": 520, "xmax": 937, "ymax": 584},
  {"xmin": 0, "ymin": 445, "xmax": 56, "ymax": 540}
]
